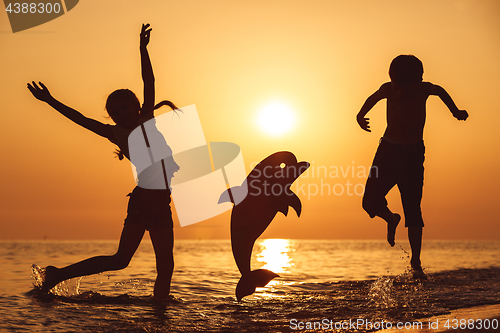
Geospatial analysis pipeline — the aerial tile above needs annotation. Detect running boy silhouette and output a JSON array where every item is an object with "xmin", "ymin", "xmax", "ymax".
[{"xmin": 357, "ymin": 55, "xmax": 468, "ymax": 278}]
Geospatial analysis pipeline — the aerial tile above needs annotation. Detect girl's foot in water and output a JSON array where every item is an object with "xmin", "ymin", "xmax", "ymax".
[
  {"xmin": 41, "ymin": 266, "xmax": 60, "ymax": 293},
  {"xmin": 387, "ymin": 213, "xmax": 401, "ymax": 247}
]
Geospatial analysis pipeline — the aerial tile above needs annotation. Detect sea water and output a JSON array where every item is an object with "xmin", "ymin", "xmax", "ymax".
[{"xmin": 0, "ymin": 239, "xmax": 499, "ymax": 332}]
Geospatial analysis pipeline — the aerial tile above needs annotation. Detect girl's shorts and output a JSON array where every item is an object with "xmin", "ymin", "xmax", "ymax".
[{"xmin": 124, "ymin": 187, "xmax": 173, "ymax": 230}]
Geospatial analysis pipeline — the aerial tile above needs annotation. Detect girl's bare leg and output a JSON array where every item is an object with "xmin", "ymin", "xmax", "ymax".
[
  {"xmin": 149, "ymin": 226, "xmax": 174, "ymax": 299},
  {"xmin": 42, "ymin": 223, "xmax": 146, "ymax": 292}
]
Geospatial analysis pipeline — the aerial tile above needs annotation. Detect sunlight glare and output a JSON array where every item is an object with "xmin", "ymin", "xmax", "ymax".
[
  {"xmin": 257, "ymin": 101, "xmax": 295, "ymax": 136},
  {"xmin": 256, "ymin": 238, "xmax": 293, "ymax": 274}
]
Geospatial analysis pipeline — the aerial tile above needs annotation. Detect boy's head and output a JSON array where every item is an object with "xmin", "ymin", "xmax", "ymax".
[{"xmin": 389, "ymin": 55, "xmax": 423, "ymax": 87}]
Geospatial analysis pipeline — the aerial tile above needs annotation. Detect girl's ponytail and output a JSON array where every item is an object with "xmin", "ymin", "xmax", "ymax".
[{"xmin": 154, "ymin": 100, "xmax": 178, "ymax": 111}]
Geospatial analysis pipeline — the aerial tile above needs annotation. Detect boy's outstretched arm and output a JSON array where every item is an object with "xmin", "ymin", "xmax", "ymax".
[
  {"xmin": 27, "ymin": 81, "xmax": 113, "ymax": 139},
  {"xmin": 356, "ymin": 85, "xmax": 387, "ymax": 132},
  {"xmin": 140, "ymin": 23, "xmax": 155, "ymax": 115},
  {"xmin": 432, "ymin": 84, "xmax": 468, "ymax": 121}
]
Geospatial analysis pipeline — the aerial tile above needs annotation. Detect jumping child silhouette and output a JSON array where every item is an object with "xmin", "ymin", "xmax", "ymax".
[
  {"xmin": 28, "ymin": 24, "xmax": 179, "ymax": 299},
  {"xmin": 357, "ymin": 55, "xmax": 468, "ymax": 278}
]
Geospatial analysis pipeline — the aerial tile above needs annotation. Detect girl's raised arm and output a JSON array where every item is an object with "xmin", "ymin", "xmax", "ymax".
[
  {"xmin": 140, "ymin": 23, "xmax": 155, "ymax": 115},
  {"xmin": 28, "ymin": 81, "xmax": 113, "ymax": 139}
]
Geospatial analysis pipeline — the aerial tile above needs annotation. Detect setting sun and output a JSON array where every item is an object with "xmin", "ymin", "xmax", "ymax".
[{"xmin": 257, "ymin": 101, "xmax": 296, "ymax": 136}]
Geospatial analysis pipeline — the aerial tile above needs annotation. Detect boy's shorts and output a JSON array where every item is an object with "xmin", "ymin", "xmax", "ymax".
[
  {"xmin": 124, "ymin": 187, "xmax": 173, "ymax": 230},
  {"xmin": 362, "ymin": 138, "xmax": 425, "ymax": 228}
]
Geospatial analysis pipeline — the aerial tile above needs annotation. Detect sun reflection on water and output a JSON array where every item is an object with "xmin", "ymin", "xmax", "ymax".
[{"xmin": 256, "ymin": 238, "xmax": 294, "ymax": 274}]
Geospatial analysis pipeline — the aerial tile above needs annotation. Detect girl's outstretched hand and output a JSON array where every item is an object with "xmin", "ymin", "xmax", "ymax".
[
  {"xmin": 27, "ymin": 81, "xmax": 53, "ymax": 103},
  {"xmin": 140, "ymin": 23, "xmax": 152, "ymax": 49},
  {"xmin": 453, "ymin": 110, "xmax": 469, "ymax": 121}
]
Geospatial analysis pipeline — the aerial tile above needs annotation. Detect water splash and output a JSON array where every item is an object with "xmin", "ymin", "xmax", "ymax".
[
  {"xmin": 53, "ymin": 276, "xmax": 82, "ymax": 297},
  {"xmin": 30, "ymin": 264, "xmax": 81, "ymax": 297},
  {"xmin": 396, "ymin": 244, "xmax": 411, "ymax": 261},
  {"xmin": 368, "ymin": 276, "xmax": 396, "ymax": 308},
  {"xmin": 30, "ymin": 264, "xmax": 45, "ymax": 288},
  {"xmin": 114, "ymin": 278, "xmax": 153, "ymax": 295}
]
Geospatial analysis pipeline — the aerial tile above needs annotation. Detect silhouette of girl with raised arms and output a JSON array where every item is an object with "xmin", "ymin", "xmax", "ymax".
[{"xmin": 27, "ymin": 24, "xmax": 178, "ymax": 300}]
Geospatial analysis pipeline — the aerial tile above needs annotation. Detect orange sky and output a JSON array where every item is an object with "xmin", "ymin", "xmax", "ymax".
[{"xmin": 1, "ymin": 0, "xmax": 499, "ymax": 240}]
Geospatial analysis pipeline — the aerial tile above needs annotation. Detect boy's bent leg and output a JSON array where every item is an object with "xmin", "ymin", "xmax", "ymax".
[
  {"xmin": 362, "ymin": 139, "xmax": 398, "ymax": 219},
  {"xmin": 362, "ymin": 169, "xmax": 397, "ymax": 217},
  {"xmin": 363, "ymin": 186, "xmax": 401, "ymax": 246},
  {"xmin": 149, "ymin": 226, "xmax": 174, "ymax": 299},
  {"xmin": 363, "ymin": 180, "xmax": 401, "ymax": 246},
  {"xmin": 363, "ymin": 149, "xmax": 399, "ymax": 245},
  {"xmin": 383, "ymin": 211, "xmax": 400, "ymax": 247}
]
